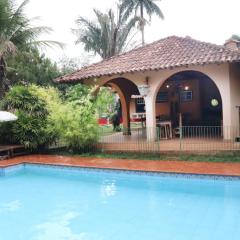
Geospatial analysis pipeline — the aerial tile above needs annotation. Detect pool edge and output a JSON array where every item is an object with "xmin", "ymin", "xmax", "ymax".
[{"xmin": 1, "ymin": 162, "xmax": 240, "ymax": 181}]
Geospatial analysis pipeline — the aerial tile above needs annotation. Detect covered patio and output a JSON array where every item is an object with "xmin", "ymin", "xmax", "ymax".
[
  {"xmin": 57, "ymin": 36, "xmax": 240, "ymax": 153},
  {"xmin": 98, "ymin": 127, "xmax": 240, "ymax": 153}
]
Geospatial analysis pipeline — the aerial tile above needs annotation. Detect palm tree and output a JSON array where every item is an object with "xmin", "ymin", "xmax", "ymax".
[
  {"xmin": 231, "ymin": 35, "xmax": 240, "ymax": 41},
  {"xmin": 120, "ymin": 0, "xmax": 164, "ymax": 46},
  {"xmin": 0, "ymin": 0, "xmax": 63, "ymax": 98},
  {"xmin": 74, "ymin": 6, "xmax": 139, "ymax": 59}
]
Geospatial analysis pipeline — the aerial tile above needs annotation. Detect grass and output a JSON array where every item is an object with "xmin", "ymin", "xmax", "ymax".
[
  {"xmin": 99, "ymin": 125, "xmax": 115, "ymax": 136},
  {"xmin": 51, "ymin": 150, "xmax": 240, "ymax": 163},
  {"xmin": 99, "ymin": 122, "xmax": 144, "ymax": 136},
  {"xmin": 178, "ymin": 153, "xmax": 240, "ymax": 163}
]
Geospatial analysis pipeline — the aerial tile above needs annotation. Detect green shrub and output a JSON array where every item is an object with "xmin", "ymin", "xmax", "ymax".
[
  {"xmin": 33, "ymin": 84, "xmax": 99, "ymax": 151},
  {"xmin": 59, "ymin": 85, "xmax": 99, "ymax": 151},
  {"xmin": 0, "ymin": 84, "xmax": 100, "ymax": 152},
  {"xmin": 1, "ymin": 85, "xmax": 56, "ymax": 150},
  {"xmin": 30, "ymin": 85, "xmax": 62, "ymax": 142},
  {"xmin": 0, "ymin": 122, "xmax": 15, "ymax": 144}
]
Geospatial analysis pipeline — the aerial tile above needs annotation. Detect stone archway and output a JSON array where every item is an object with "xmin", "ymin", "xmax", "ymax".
[
  {"xmin": 96, "ymin": 77, "xmax": 140, "ymax": 135},
  {"xmin": 144, "ymin": 69, "xmax": 226, "ymax": 141},
  {"xmin": 154, "ymin": 70, "xmax": 223, "ymax": 128}
]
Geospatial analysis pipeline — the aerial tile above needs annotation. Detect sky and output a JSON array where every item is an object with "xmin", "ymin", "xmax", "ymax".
[{"xmin": 21, "ymin": 0, "xmax": 240, "ymax": 63}]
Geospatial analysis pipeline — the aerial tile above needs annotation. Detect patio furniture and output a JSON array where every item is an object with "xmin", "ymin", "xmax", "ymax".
[
  {"xmin": 131, "ymin": 112, "xmax": 146, "ymax": 128},
  {"xmin": 0, "ymin": 145, "xmax": 26, "ymax": 160},
  {"xmin": 174, "ymin": 127, "xmax": 181, "ymax": 137},
  {"xmin": 156, "ymin": 121, "xmax": 173, "ymax": 139}
]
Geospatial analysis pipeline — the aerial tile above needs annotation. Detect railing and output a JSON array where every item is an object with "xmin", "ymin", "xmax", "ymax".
[
  {"xmin": 95, "ymin": 125, "xmax": 240, "ymax": 154},
  {"xmin": 180, "ymin": 126, "xmax": 240, "ymax": 152},
  {"xmin": 48, "ymin": 125, "xmax": 240, "ymax": 154}
]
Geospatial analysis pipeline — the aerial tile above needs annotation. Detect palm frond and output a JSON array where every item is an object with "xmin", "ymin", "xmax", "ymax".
[
  {"xmin": 74, "ymin": 5, "xmax": 139, "ymax": 59},
  {"xmin": 30, "ymin": 40, "xmax": 65, "ymax": 50},
  {"xmin": 120, "ymin": 0, "xmax": 135, "ymax": 21},
  {"xmin": 0, "ymin": 39, "xmax": 17, "ymax": 57},
  {"xmin": 0, "ymin": 0, "xmax": 63, "ymax": 56},
  {"xmin": 117, "ymin": 15, "xmax": 140, "ymax": 53},
  {"xmin": 232, "ymin": 35, "xmax": 240, "ymax": 41},
  {"xmin": 143, "ymin": 0, "xmax": 164, "ymax": 19},
  {"xmin": 13, "ymin": 0, "xmax": 30, "ymax": 17}
]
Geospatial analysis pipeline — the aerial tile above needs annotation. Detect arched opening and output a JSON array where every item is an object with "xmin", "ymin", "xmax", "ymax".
[
  {"xmin": 155, "ymin": 71, "xmax": 223, "ymax": 136},
  {"xmin": 99, "ymin": 77, "xmax": 141, "ymax": 135}
]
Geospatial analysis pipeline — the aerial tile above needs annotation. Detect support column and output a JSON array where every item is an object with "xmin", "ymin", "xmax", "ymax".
[
  {"xmin": 217, "ymin": 71, "xmax": 233, "ymax": 140},
  {"xmin": 222, "ymin": 96, "xmax": 232, "ymax": 140},
  {"xmin": 121, "ymin": 96, "xmax": 131, "ymax": 135},
  {"xmin": 144, "ymin": 95, "xmax": 156, "ymax": 141},
  {"xmin": 108, "ymin": 82, "xmax": 131, "ymax": 135}
]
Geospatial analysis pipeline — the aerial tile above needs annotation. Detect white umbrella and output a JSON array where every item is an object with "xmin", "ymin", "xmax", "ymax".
[{"xmin": 0, "ymin": 111, "xmax": 18, "ymax": 122}]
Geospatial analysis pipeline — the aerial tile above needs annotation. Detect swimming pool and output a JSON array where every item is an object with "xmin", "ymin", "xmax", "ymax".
[{"xmin": 0, "ymin": 164, "xmax": 240, "ymax": 240}]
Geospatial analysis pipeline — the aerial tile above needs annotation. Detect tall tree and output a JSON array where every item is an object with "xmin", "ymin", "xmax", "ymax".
[
  {"xmin": 74, "ymin": 6, "xmax": 139, "ymax": 59},
  {"xmin": 231, "ymin": 35, "xmax": 240, "ymax": 41},
  {"xmin": 120, "ymin": 0, "xmax": 164, "ymax": 46},
  {"xmin": 7, "ymin": 48, "xmax": 60, "ymax": 86},
  {"xmin": 0, "ymin": 0, "xmax": 62, "ymax": 98}
]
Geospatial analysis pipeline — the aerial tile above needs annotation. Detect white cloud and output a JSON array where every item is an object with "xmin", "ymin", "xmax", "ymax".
[{"xmin": 17, "ymin": 0, "xmax": 240, "ymax": 61}]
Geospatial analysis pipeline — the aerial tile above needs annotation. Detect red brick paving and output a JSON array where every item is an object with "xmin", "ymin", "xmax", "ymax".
[{"xmin": 1, "ymin": 154, "xmax": 240, "ymax": 176}]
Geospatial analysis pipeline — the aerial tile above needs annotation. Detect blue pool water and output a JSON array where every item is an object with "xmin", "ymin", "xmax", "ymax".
[{"xmin": 0, "ymin": 164, "xmax": 240, "ymax": 240}]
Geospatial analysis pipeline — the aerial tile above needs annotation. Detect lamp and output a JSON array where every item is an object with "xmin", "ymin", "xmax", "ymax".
[{"xmin": 138, "ymin": 77, "xmax": 150, "ymax": 97}]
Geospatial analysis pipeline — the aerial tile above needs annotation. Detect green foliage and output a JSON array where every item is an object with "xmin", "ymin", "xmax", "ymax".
[
  {"xmin": 65, "ymin": 84, "xmax": 92, "ymax": 103},
  {"xmin": 0, "ymin": 84, "xmax": 119, "ymax": 152},
  {"xmin": 11, "ymin": 110, "xmax": 56, "ymax": 150},
  {"xmin": 0, "ymin": 121, "xmax": 15, "ymax": 144},
  {"xmin": 96, "ymin": 87, "xmax": 116, "ymax": 117},
  {"xmin": 120, "ymin": 0, "xmax": 164, "ymax": 45},
  {"xmin": 120, "ymin": 0, "xmax": 164, "ymax": 21},
  {"xmin": 7, "ymin": 48, "xmax": 60, "ymax": 86},
  {"xmin": 57, "ymin": 56, "xmax": 93, "ymax": 96},
  {"xmin": 58, "ymin": 56, "xmax": 82, "ymax": 75},
  {"xmin": 231, "ymin": 35, "xmax": 240, "ymax": 41},
  {"xmin": 74, "ymin": 6, "xmax": 139, "ymax": 59},
  {"xmin": 61, "ymin": 85, "xmax": 99, "ymax": 150},
  {"xmin": 2, "ymin": 85, "xmax": 47, "ymax": 115},
  {"xmin": 58, "ymin": 101, "xmax": 99, "ymax": 151},
  {"xmin": 33, "ymin": 84, "xmax": 99, "ymax": 151},
  {"xmin": 29, "ymin": 85, "xmax": 63, "ymax": 141},
  {"xmin": 0, "ymin": 0, "xmax": 62, "ymax": 98},
  {"xmin": 1, "ymin": 85, "xmax": 55, "ymax": 150}
]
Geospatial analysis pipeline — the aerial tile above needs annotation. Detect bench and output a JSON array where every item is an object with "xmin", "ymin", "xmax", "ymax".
[{"xmin": 0, "ymin": 145, "xmax": 26, "ymax": 160}]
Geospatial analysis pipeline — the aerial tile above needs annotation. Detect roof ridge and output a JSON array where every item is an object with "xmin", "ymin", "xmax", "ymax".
[
  {"xmin": 104, "ymin": 35, "xmax": 177, "ymax": 60},
  {"xmin": 59, "ymin": 36, "xmax": 177, "ymax": 79},
  {"xmin": 56, "ymin": 35, "xmax": 240, "ymax": 83},
  {"xmin": 179, "ymin": 36, "xmax": 240, "ymax": 55}
]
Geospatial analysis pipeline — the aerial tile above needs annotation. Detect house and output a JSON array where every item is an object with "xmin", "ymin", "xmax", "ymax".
[{"xmin": 57, "ymin": 36, "xmax": 240, "ymax": 146}]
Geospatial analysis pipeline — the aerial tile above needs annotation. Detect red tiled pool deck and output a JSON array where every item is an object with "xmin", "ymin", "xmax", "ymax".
[
  {"xmin": 0, "ymin": 155, "xmax": 240, "ymax": 176},
  {"xmin": 1, "ymin": 154, "xmax": 240, "ymax": 177}
]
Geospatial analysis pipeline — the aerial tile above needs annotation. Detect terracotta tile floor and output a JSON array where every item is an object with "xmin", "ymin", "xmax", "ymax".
[{"xmin": 1, "ymin": 154, "xmax": 240, "ymax": 176}]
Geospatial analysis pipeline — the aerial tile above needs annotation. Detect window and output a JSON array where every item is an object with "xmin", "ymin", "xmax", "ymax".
[
  {"xmin": 181, "ymin": 90, "xmax": 192, "ymax": 102},
  {"xmin": 135, "ymin": 98, "xmax": 145, "ymax": 113},
  {"xmin": 136, "ymin": 98, "xmax": 145, "ymax": 105},
  {"xmin": 156, "ymin": 91, "xmax": 168, "ymax": 102}
]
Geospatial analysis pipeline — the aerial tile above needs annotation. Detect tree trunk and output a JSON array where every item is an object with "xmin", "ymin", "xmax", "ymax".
[
  {"xmin": 0, "ymin": 57, "xmax": 7, "ymax": 99},
  {"xmin": 111, "ymin": 27, "xmax": 119, "ymax": 57},
  {"xmin": 140, "ymin": 3, "xmax": 145, "ymax": 46}
]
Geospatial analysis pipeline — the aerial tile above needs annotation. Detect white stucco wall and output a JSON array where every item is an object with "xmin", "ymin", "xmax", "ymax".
[
  {"xmin": 229, "ymin": 63, "xmax": 240, "ymax": 137},
  {"xmin": 84, "ymin": 63, "xmax": 239, "ymax": 140}
]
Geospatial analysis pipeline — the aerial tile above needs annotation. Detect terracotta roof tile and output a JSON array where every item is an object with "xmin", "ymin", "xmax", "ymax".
[{"xmin": 56, "ymin": 36, "xmax": 240, "ymax": 83}]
